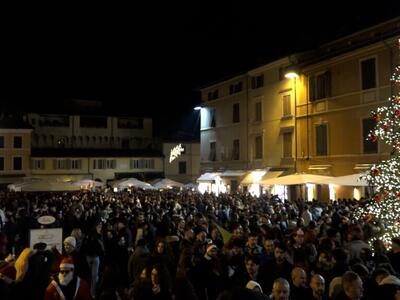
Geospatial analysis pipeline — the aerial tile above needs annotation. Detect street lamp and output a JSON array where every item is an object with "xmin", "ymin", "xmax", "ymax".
[{"xmin": 285, "ymin": 69, "xmax": 299, "ymax": 173}]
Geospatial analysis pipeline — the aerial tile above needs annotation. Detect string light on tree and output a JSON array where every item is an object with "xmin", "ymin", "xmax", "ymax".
[{"xmin": 355, "ymin": 39, "xmax": 400, "ymax": 250}]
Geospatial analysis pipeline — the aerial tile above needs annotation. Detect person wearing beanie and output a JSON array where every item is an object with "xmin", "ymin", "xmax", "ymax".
[
  {"xmin": 64, "ymin": 236, "xmax": 77, "ymax": 255},
  {"xmin": 53, "ymin": 236, "xmax": 89, "ymax": 283},
  {"xmin": 246, "ymin": 280, "xmax": 263, "ymax": 293},
  {"xmin": 45, "ymin": 256, "xmax": 92, "ymax": 300}
]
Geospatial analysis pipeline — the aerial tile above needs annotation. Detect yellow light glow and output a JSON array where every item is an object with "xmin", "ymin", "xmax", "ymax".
[
  {"xmin": 353, "ymin": 188, "xmax": 361, "ymax": 200},
  {"xmin": 329, "ymin": 184, "xmax": 336, "ymax": 201}
]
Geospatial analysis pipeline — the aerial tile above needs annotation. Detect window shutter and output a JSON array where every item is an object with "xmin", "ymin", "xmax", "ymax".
[
  {"xmin": 251, "ymin": 77, "xmax": 255, "ymax": 89},
  {"xmin": 309, "ymin": 76, "xmax": 315, "ymax": 102},
  {"xmin": 325, "ymin": 71, "xmax": 331, "ymax": 97},
  {"xmin": 66, "ymin": 159, "xmax": 72, "ymax": 169},
  {"xmin": 53, "ymin": 159, "xmax": 57, "ymax": 170}
]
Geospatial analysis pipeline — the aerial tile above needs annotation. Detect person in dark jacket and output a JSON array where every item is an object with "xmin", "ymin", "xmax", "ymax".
[{"xmin": 82, "ymin": 220, "xmax": 105, "ymax": 297}]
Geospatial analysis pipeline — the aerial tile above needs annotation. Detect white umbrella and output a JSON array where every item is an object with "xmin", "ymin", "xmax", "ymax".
[
  {"xmin": 153, "ymin": 178, "xmax": 184, "ymax": 189},
  {"xmin": 112, "ymin": 178, "xmax": 156, "ymax": 190}
]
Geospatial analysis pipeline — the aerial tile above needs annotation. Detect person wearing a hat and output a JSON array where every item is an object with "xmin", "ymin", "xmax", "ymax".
[
  {"xmin": 53, "ymin": 236, "xmax": 89, "ymax": 282},
  {"xmin": 45, "ymin": 256, "xmax": 92, "ymax": 300}
]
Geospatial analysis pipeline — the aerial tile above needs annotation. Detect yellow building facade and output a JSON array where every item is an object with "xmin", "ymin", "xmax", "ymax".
[{"xmin": 199, "ymin": 18, "xmax": 399, "ymax": 200}]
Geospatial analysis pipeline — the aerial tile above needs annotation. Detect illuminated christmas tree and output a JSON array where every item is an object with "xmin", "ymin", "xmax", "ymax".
[{"xmin": 356, "ymin": 39, "xmax": 400, "ymax": 249}]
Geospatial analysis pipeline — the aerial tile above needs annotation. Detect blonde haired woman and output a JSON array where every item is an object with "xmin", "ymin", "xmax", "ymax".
[{"xmin": 14, "ymin": 248, "xmax": 35, "ymax": 282}]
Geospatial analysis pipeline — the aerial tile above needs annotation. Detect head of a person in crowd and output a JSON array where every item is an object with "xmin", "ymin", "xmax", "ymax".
[
  {"xmin": 272, "ymin": 278, "xmax": 290, "ymax": 300},
  {"xmin": 348, "ymin": 227, "xmax": 363, "ymax": 242},
  {"xmin": 74, "ymin": 208, "xmax": 82, "ymax": 218},
  {"xmin": 310, "ymin": 274, "xmax": 325, "ymax": 299},
  {"xmin": 293, "ymin": 228, "xmax": 305, "ymax": 246},
  {"xmin": 263, "ymin": 238, "xmax": 274, "ymax": 255},
  {"xmin": 64, "ymin": 236, "xmax": 76, "ymax": 255},
  {"xmin": 392, "ymin": 237, "xmax": 400, "ymax": 254},
  {"xmin": 205, "ymin": 243, "xmax": 218, "ymax": 260},
  {"xmin": 342, "ymin": 271, "xmax": 364, "ymax": 300},
  {"xmin": 372, "ymin": 268, "xmax": 390, "ymax": 285},
  {"xmin": 317, "ymin": 250, "xmax": 332, "ymax": 269},
  {"xmin": 246, "ymin": 280, "xmax": 263, "ymax": 294},
  {"xmin": 117, "ymin": 218, "xmax": 126, "ymax": 231},
  {"xmin": 291, "ymin": 267, "xmax": 307, "ymax": 288},
  {"xmin": 177, "ymin": 218, "xmax": 185, "ymax": 232},
  {"xmin": 232, "ymin": 223, "xmax": 244, "ymax": 239},
  {"xmin": 137, "ymin": 212, "xmax": 145, "ymax": 224},
  {"xmin": 231, "ymin": 238, "xmax": 245, "ymax": 257},
  {"xmin": 70, "ymin": 228, "xmax": 82, "ymax": 241},
  {"xmin": 58, "ymin": 257, "xmax": 75, "ymax": 286},
  {"xmin": 210, "ymin": 226, "xmax": 221, "ymax": 241},
  {"xmin": 245, "ymin": 256, "xmax": 260, "ymax": 279},
  {"xmin": 95, "ymin": 220, "xmax": 103, "ymax": 233},
  {"xmin": 184, "ymin": 227, "xmax": 194, "ymax": 242},
  {"xmin": 274, "ymin": 241, "xmax": 287, "ymax": 265},
  {"xmin": 296, "ymin": 218, "xmax": 305, "ymax": 228},
  {"xmin": 247, "ymin": 232, "xmax": 258, "ymax": 249},
  {"xmin": 327, "ymin": 228, "xmax": 340, "ymax": 243},
  {"xmin": 194, "ymin": 226, "xmax": 207, "ymax": 243},
  {"xmin": 350, "ymin": 263, "xmax": 369, "ymax": 283},
  {"xmin": 332, "ymin": 247, "xmax": 349, "ymax": 266},
  {"xmin": 156, "ymin": 240, "xmax": 166, "ymax": 255}
]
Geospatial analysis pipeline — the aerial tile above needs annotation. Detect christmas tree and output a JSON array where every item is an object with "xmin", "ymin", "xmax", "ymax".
[{"xmin": 356, "ymin": 39, "xmax": 400, "ymax": 250}]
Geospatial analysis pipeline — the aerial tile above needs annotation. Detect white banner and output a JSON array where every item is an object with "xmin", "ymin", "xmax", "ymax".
[{"xmin": 29, "ymin": 228, "xmax": 63, "ymax": 253}]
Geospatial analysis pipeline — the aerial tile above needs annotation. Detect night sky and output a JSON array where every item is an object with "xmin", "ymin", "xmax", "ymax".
[{"xmin": 2, "ymin": 3, "xmax": 400, "ymax": 138}]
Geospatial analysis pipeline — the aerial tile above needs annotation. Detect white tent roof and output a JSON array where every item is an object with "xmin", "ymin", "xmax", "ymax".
[
  {"xmin": 241, "ymin": 170, "xmax": 282, "ymax": 185},
  {"xmin": 8, "ymin": 180, "xmax": 80, "ymax": 192},
  {"xmin": 71, "ymin": 179, "xmax": 104, "ymax": 188},
  {"xmin": 314, "ymin": 173, "xmax": 369, "ymax": 186},
  {"xmin": 111, "ymin": 178, "xmax": 156, "ymax": 190},
  {"xmin": 197, "ymin": 172, "xmax": 221, "ymax": 182},
  {"xmin": 262, "ymin": 173, "xmax": 334, "ymax": 186},
  {"xmin": 153, "ymin": 178, "xmax": 184, "ymax": 189},
  {"xmin": 183, "ymin": 182, "xmax": 198, "ymax": 189}
]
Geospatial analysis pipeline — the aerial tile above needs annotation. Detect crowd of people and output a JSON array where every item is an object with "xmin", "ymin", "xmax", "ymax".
[{"xmin": 0, "ymin": 187, "xmax": 399, "ymax": 300}]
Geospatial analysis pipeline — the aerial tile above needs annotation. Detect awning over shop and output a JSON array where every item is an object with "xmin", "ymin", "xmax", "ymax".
[
  {"xmin": 260, "ymin": 171, "xmax": 284, "ymax": 185},
  {"xmin": 262, "ymin": 173, "xmax": 334, "ymax": 186},
  {"xmin": 241, "ymin": 169, "xmax": 271, "ymax": 185},
  {"xmin": 314, "ymin": 173, "xmax": 369, "ymax": 186},
  {"xmin": 221, "ymin": 170, "xmax": 246, "ymax": 177},
  {"xmin": 197, "ymin": 173, "xmax": 221, "ymax": 182}
]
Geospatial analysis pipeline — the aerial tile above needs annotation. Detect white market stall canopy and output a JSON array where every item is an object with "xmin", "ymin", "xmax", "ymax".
[
  {"xmin": 8, "ymin": 179, "xmax": 80, "ymax": 192},
  {"xmin": 71, "ymin": 179, "xmax": 105, "ymax": 189},
  {"xmin": 314, "ymin": 173, "xmax": 369, "ymax": 186},
  {"xmin": 262, "ymin": 173, "xmax": 334, "ymax": 186},
  {"xmin": 241, "ymin": 170, "xmax": 283, "ymax": 185},
  {"xmin": 152, "ymin": 178, "xmax": 184, "ymax": 189},
  {"xmin": 111, "ymin": 178, "xmax": 156, "ymax": 190},
  {"xmin": 197, "ymin": 173, "xmax": 222, "ymax": 182},
  {"xmin": 183, "ymin": 182, "xmax": 198, "ymax": 190}
]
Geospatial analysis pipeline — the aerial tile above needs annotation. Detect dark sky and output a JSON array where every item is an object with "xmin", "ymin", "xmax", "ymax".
[{"xmin": 2, "ymin": 3, "xmax": 400, "ymax": 138}]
